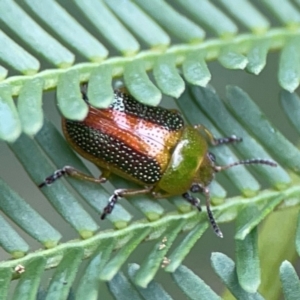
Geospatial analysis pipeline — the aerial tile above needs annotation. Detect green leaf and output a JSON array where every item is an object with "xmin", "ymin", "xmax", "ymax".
[
  {"xmin": 182, "ymin": 52, "xmax": 211, "ymax": 86},
  {"xmin": 76, "ymin": 240, "xmax": 115, "ymax": 299},
  {"xmin": 74, "ymin": 0, "xmax": 139, "ymax": 55},
  {"xmin": 23, "ymin": 0, "xmax": 108, "ymax": 62},
  {"xmin": 235, "ymin": 205, "xmax": 261, "ymax": 293},
  {"xmin": 87, "ymin": 65, "xmax": 114, "ymax": 108},
  {"xmin": 246, "ymin": 40, "xmax": 270, "ymax": 74},
  {"xmin": 9, "ymin": 134, "xmax": 99, "ymax": 238},
  {"xmin": 108, "ymin": 271, "xmax": 142, "ymax": 300},
  {"xmin": 57, "ymin": 70, "xmax": 89, "ymax": 120},
  {"xmin": 280, "ymin": 90, "xmax": 300, "ymax": 133},
  {"xmin": 218, "ymin": 48, "xmax": 248, "ymax": 70},
  {"xmin": 0, "ymin": 30, "xmax": 40, "ymax": 74},
  {"xmin": 45, "ymin": 248, "xmax": 83, "ymax": 299},
  {"xmin": 105, "ymin": 0, "xmax": 170, "ymax": 49},
  {"xmin": 128, "ymin": 263, "xmax": 173, "ymax": 300},
  {"xmin": 0, "ymin": 0, "xmax": 74, "ymax": 67},
  {"xmin": 0, "ymin": 178, "xmax": 61, "ymax": 249},
  {"xmin": 280, "ymin": 260, "xmax": 300, "ymax": 300},
  {"xmin": 235, "ymin": 195, "xmax": 283, "ymax": 240},
  {"xmin": 135, "ymin": 0, "xmax": 205, "ymax": 43},
  {"xmin": 172, "ymin": 265, "xmax": 221, "ymax": 300},
  {"xmin": 124, "ymin": 60, "xmax": 162, "ymax": 105},
  {"xmin": 226, "ymin": 85, "xmax": 300, "ymax": 180},
  {"xmin": 99, "ymin": 227, "xmax": 151, "ymax": 281},
  {"xmin": 17, "ymin": 77, "xmax": 44, "ymax": 136},
  {"xmin": 211, "ymin": 252, "xmax": 264, "ymax": 299},
  {"xmin": 262, "ymin": 0, "xmax": 300, "ymax": 27},
  {"xmin": 218, "ymin": 0, "xmax": 270, "ymax": 33},
  {"xmin": 153, "ymin": 54, "xmax": 185, "ymax": 98},
  {"xmin": 0, "ymin": 268, "xmax": 12, "ymax": 300},
  {"xmin": 165, "ymin": 220, "xmax": 208, "ymax": 272},
  {"xmin": 133, "ymin": 219, "xmax": 186, "ymax": 287},
  {"xmin": 0, "ymin": 214, "xmax": 29, "ymax": 257},
  {"xmin": 258, "ymin": 207, "xmax": 298, "ymax": 299},
  {"xmin": 0, "ymin": 66, "xmax": 7, "ymax": 81},
  {"xmin": 176, "ymin": 0, "xmax": 237, "ymax": 38},
  {"xmin": 0, "ymin": 84, "xmax": 21, "ymax": 142},
  {"xmin": 13, "ymin": 257, "xmax": 46, "ymax": 300},
  {"xmin": 278, "ymin": 38, "xmax": 300, "ymax": 92}
]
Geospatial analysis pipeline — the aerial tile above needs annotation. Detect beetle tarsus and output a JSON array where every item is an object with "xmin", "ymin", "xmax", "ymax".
[
  {"xmin": 182, "ymin": 192, "xmax": 202, "ymax": 212},
  {"xmin": 206, "ymin": 204, "xmax": 223, "ymax": 238},
  {"xmin": 101, "ymin": 192, "xmax": 120, "ymax": 219},
  {"xmin": 201, "ymin": 186, "xmax": 223, "ymax": 238},
  {"xmin": 38, "ymin": 168, "xmax": 68, "ymax": 188},
  {"xmin": 39, "ymin": 166, "xmax": 108, "ymax": 188},
  {"xmin": 101, "ymin": 187, "xmax": 153, "ymax": 219}
]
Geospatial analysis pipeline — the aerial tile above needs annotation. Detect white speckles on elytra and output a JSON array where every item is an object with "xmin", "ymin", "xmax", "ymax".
[
  {"xmin": 66, "ymin": 121, "xmax": 162, "ymax": 184},
  {"xmin": 112, "ymin": 91, "xmax": 184, "ymax": 131}
]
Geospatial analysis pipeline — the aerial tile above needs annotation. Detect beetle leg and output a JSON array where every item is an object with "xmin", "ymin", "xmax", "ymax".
[
  {"xmin": 151, "ymin": 191, "xmax": 173, "ymax": 199},
  {"xmin": 101, "ymin": 187, "xmax": 153, "ymax": 219},
  {"xmin": 182, "ymin": 192, "xmax": 201, "ymax": 212},
  {"xmin": 194, "ymin": 124, "xmax": 242, "ymax": 146},
  {"xmin": 80, "ymin": 83, "xmax": 89, "ymax": 103},
  {"xmin": 190, "ymin": 183, "xmax": 223, "ymax": 238},
  {"xmin": 201, "ymin": 186, "xmax": 223, "ymax": 238},
  {"xmin": 39, "ymin": 166, "xmax": 109, "ymax": 188}
]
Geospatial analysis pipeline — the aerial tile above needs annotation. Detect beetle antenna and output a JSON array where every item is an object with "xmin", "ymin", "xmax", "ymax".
[{"xmin": 214, "ymin": 158, "xmax": 277, "ymax": 172}]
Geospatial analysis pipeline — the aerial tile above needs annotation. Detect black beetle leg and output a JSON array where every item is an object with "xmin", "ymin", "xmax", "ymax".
[
  {"xmin": 182, "ymin": 192, "xmax": 201, "ymax": 212},
  {"xmin": 39, "ymin": 166, "xmax": 108, "ymax": 188},
  {"xmin": 101, "ymin": 192, "xmax": 119, "ymax": 219},
  {"xmin": 202, "ymin": 186, "xmax": 223, "ymax": 238},
  {"xmin": 80, "ymin": 83, "xmax": 89, "ymax": 103},
  {"xmin": 101, "ymin": 187, "xmax": 152, "ymax": 219},
  {"xmin": 189, "ymin": 183, "xmax": 223, "ymax": 238}
]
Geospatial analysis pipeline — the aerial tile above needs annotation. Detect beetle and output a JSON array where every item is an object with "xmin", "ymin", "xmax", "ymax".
[{"xmin": 39, "ymin": 87, "xmax": 277, "ymax": 237}]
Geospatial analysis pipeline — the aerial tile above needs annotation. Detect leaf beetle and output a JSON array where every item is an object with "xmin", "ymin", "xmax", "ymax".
[{"xmin": 40, "ymin": 87, "xmax": 277, "ymax": 237}]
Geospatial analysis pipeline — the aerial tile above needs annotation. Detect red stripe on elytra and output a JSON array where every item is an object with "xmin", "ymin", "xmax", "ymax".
[{"xmin": 83, "ymin": 107, "xmax": 174, "ymax": 158}]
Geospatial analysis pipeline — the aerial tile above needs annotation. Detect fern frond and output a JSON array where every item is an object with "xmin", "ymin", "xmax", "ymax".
[
  {"xmin": 0, "ymin": 0, "xmax": 300, "ymax": 141},
  {"xmin": 1, "ymin": 84, "xmax": 300, "ymax": 298},
  {"xmin": 1, "ymin": 1, "xmax": 300, "ymax": 298}
]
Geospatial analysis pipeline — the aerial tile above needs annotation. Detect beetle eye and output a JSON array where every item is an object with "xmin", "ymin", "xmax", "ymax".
[{"xmin": 208, "ymin": 152, "xmax": 216, "ymax": 162}]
